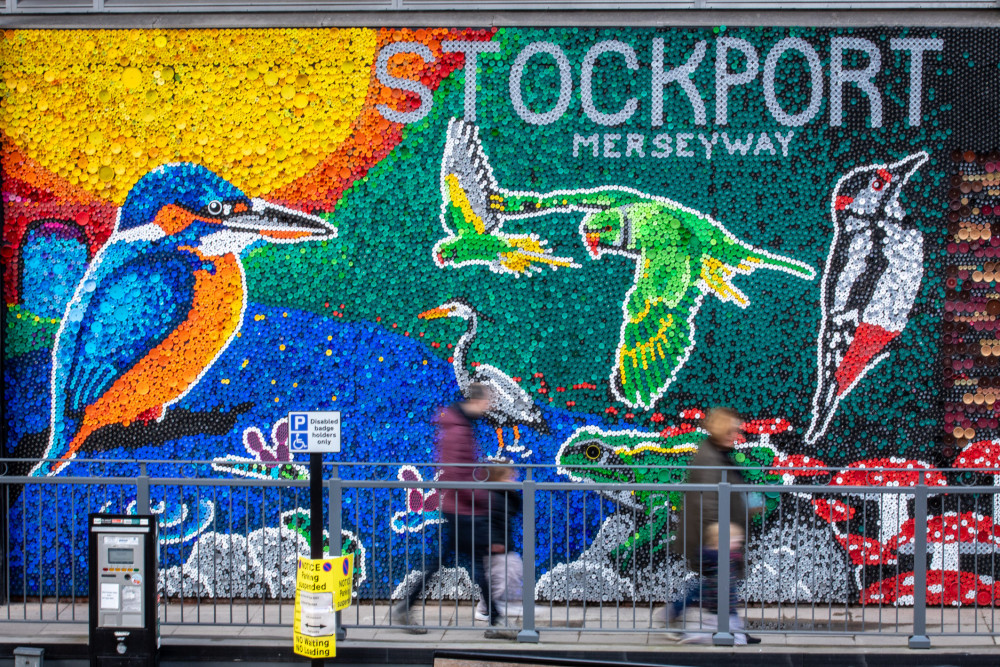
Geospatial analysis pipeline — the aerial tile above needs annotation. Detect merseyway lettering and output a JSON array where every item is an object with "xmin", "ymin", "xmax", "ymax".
[{"xmin": 572, "ymin": 131, "xmax": 796, "ymax": 160}]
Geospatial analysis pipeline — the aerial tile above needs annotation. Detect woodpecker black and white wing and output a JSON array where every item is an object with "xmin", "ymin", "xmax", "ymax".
[{"xmin": 806, "ymin": 217, "xmax": 877, "ymax": 444}]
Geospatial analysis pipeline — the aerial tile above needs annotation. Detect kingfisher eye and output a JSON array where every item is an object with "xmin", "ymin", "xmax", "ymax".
[
  {"xmin": 206, "ymin": 200, "xmax": 224, "ymax": 216},
  {"xmin": 872, "ymin": 179, "xmax": 884, "ymax": 191},
  {"xmin": 584, "ymin": 443, "xmax": 602, "ymax": 461},
  {"xmin": 603, "ymin": 226, "xmax": 613, "ymax": 232}
]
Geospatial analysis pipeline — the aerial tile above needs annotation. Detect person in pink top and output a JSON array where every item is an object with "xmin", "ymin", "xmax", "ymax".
[{"xmin": 392, "ymin": 384, "xmax": 513, "ymax": 637}]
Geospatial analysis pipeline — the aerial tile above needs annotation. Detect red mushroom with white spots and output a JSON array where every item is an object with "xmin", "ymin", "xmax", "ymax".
[
  {"xmin": 773, "ymin": 452, "xmax": 830, "ymax": 487},
  {"xmin": 952, "ymin": 439, "xmax": 1000, "ymax": 526},
  {"xmin": 742, "ymin": 417, "xmax": 791, "ymax": 450},
  {"xmin": 893, "ymin": 511, "xmax": 1000, "ymax": 575},
  {"xmin": 863, "ymin": 512, "xmax": 1000, "ymax": 607},
  {"xmin": 862, "ymin": 569, "xmax": 1000, "ymax": 607},
  {"xmin": 829, "ymin": 458, "xmax": 948, "ymax": 546}
]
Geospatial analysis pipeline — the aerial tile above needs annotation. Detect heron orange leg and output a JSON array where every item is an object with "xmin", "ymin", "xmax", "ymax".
[
  {"xmin": 495, "ymin": 428, "xmax": 505, "ymax": 453},
  {"xmin": 512, "ymin": 425, "xmax": 520, "ymax": 442}
]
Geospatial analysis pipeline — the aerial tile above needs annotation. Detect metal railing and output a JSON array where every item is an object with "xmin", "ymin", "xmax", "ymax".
[{"xmin": 1, "ymin": 459, "xmax": 998, "ymax": 648}]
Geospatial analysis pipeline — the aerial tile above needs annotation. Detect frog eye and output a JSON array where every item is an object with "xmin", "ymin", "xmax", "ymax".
[{"xmin": 584, "ymin": 443, "xmax": 602, "ymax": 461}]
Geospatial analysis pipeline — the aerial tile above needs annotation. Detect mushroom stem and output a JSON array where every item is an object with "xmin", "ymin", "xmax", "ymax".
[
  {"xmin": 878, "ymin": 493, "xmax": 908, "ymax": 545},
  {"xmin": 994, "ymin": 474, "xmax": 1000, "ymax": 526},
  {"xmin": 928, "ymin": 541, "xmax": 959, "ymax": 572}
]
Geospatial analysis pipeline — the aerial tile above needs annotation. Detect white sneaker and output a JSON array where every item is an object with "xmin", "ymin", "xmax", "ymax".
[{"xmin": 474, "ymin": 600, "xmax": 490, "ymax": 621}]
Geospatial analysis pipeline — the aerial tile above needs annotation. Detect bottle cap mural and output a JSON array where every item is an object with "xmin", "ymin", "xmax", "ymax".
[{"xmin": 3, "ymin": 26, "xmax": 1000, "ymax": 608}]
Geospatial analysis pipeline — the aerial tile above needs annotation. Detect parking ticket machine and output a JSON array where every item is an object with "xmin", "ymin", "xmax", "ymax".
[{"xmin": 89, "ymin": 514, "xmax": 159, "ymax": 667}]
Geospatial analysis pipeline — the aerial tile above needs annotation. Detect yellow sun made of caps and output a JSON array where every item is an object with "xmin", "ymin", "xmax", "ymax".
[{"xmin": 0, "ymin": 28, "xmax": 377, "ymax": 204}]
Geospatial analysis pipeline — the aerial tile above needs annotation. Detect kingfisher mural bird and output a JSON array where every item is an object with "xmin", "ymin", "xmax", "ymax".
[
  {"xmin": 436, "ymin": 120, "xmax": 816, "ymax": 409},
  {"xmin": 433, "ymin": 118, "xmax": 579, "ymax": 277},
  {"xmin": 31, "ymin": 163, "xmax": 335, "ymax": 477},
  {"xmin": 804, "ymin": 152, "xmax": 929, "ymax": 445}
]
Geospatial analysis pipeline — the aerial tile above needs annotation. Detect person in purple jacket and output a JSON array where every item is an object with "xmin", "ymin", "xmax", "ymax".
[{"xmin": 392, "ymin": 383, "xmax": 514, "ymax": 637}]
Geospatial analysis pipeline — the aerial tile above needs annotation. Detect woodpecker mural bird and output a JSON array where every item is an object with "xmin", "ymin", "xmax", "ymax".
[
  {"xmin": 804, "ymin": 152, "xmax": 929, "ymax": 445},
  {"xmin": 31, "ymin": 163, "xmax": 335, "ymax": 476}
]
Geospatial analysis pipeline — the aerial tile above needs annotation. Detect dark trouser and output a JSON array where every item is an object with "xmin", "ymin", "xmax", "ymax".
[
  {"xmin": 406, "ymin": 513, "xmax": 500, "ymax": 623},
  {"xmin": 672, "ymin": 549, "xmax": 740, "ymax": 616}
]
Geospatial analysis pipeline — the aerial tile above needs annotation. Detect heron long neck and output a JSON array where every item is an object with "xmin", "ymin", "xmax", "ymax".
[{"xmin": 453, "ymin": 313, "xmax": 477, "ymax": 390}]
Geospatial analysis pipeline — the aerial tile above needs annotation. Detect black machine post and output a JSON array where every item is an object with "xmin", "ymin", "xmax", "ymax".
[{"xmin": 89, "ymin": 514, "xmax": 159, "ymax": 667}]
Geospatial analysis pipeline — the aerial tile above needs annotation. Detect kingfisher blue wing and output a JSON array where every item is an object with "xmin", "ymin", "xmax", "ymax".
[{"xmin": 60, "ymin": 245, "xmax": 196, "ymax": 415}]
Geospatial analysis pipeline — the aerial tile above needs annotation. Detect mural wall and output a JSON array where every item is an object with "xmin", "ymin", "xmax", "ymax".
[{"xmin": 3, "ymin": 26, "xmax": 1000, "ymax": 606}]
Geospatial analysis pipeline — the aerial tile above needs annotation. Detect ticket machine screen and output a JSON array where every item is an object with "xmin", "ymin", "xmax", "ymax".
[{"xmin": 107, "ymin": 548, "xmax": 134, "ymax": 565}]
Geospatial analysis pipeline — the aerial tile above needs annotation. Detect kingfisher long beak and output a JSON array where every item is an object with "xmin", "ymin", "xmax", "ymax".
[
  {"xmin": 585, "ymin": 233, "xmax": 601, "ymax": 258},
  {"xmin": 225, "ymin": 198, "xmax": 337, "ymax": 241},
  {"xmin": 418, "ymin": 307, "xmax": 451, "ymax": 320}
]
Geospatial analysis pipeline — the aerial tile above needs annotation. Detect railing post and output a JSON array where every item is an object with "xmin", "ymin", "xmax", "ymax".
[
  {"xmin": 517, "ymin": 468, "xmax": 539, "ymax": 643},
  {"xmin": 136, "ymin": 462, "xmax": 150, "ymax": 514},
  {"xmin": 713, "ymin": 479, "xmax": 734, "ymax": 647},
  {"xmin": 328, "ymin": 469, "xmax": 346, "ymax": 641},
  {"xmin": 909, "ymin": 476, "xmax": 930, "ymax": 649}
]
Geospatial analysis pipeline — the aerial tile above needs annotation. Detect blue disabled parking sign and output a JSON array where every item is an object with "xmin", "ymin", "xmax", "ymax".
[
  {"xmin": 288, "ymin": 412, "xmax": 342, "ymax": 453},
  {"xmin": 289, "ymin": 413, "xmax": 309, "ymax": 452}
]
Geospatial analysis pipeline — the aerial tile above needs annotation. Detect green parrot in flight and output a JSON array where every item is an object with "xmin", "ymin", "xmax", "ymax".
[{"xmin": 436, "ymin": 118, "xmax": 816, "ymax": 409}]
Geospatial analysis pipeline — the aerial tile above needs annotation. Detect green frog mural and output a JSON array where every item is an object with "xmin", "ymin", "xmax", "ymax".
[{"xmin": 555, "ymin": 417, "xmax": 786, "ymax": 575}]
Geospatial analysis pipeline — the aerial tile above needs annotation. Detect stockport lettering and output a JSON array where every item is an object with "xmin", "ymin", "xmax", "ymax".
[{"xmin": 374, "ymin": 36, "xmax": 944, "ymax": 129}]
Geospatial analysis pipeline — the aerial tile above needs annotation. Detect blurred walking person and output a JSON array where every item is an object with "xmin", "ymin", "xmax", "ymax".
[
  {"xmin": 392, "ymin": 383, "xmax": 514, "ymax": 637},
  {"xmin": 664, "ymin": 407, "xmax": 760, "ymax": 645},
  {"xmin": 475, "ymin": 461, "xmax": 524, "ymax": 629}
]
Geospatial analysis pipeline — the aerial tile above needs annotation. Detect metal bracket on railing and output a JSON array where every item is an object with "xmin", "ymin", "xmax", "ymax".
[
  {"xmin": 136, "ymin": 463, "xmax": 150, "ymax": 515},
  {"xmin": 908, "ymin": 476, "xmax": 930, "ymax": 649},
  {"xmin": 518, "ymin": 468, "xmax": 539, "ymax": 644},
  {"xmin": 328, "ymin": 469, "xmax": 346, "ymax": 641},
  {"xmin": 713, "ymin": 480, "xmax": 734, "ymax": 647}
]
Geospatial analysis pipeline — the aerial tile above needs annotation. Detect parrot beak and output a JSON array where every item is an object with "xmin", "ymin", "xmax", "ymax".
[
  {"xmin": 224, "ymin": 199, "xmax": 337, "ymax": 241},
  {"xmin": 585, "ymin": 232, "xmax": 601, "ymax": 258},
  {"xmin": 418, "ymin": 307, "xmax": 451, "ymax": 320}
]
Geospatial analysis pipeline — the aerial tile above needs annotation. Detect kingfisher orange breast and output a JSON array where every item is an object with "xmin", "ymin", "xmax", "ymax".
[{"xmin": 81, "ymin": 248, "xmax": 245, "ymax": 430}]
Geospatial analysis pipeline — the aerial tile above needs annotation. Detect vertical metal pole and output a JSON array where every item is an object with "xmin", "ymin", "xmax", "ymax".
[
  {"xmin": 909, "ymin": 478, "xmax": 930, "ymax": 649},
  {"xmin": 517, "ymin": 468, "xmax": 539, "ymax": 643},
  {"xmin": 713, "ymin": 480, "xmax": 734, "ymax": 646},
  {"xmin": 310, "ymin": 453, "xmax": 324, "ymax": 667},
  {"xmin": 328, "ymin": 471, "xmax": 345, "ymax": 641},
  {"xmin": 136, "ymin": 463, "xmax": 150, "ymax": 514}
]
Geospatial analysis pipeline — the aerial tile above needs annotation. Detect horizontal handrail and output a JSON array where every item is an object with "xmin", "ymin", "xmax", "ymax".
[{"xmin": 3, "ymin": 458, "xmax": 999, "ymax": 473}]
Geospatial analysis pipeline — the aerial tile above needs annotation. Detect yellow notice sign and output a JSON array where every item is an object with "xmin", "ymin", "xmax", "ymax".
[
  {"xmin": 292, "ymin": 555, "xmax": 354, "ymax": 659},
  {"xmin": 296, "ymin": 555, "xmax": 354, "ymax": 603}
]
